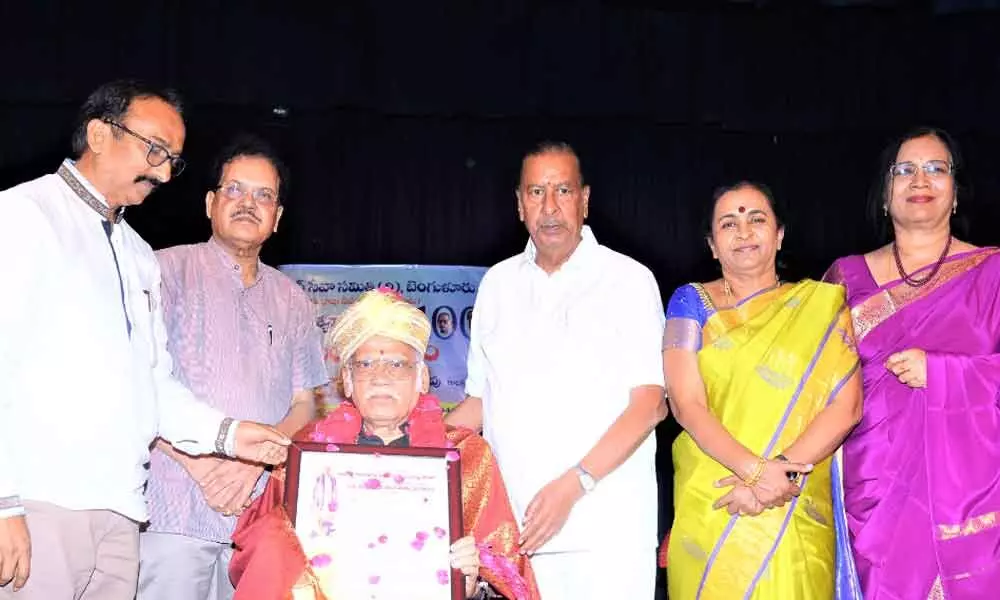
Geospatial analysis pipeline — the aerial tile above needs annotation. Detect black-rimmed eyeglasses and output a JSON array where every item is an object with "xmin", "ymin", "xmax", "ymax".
[{"xmin": 103, "ymin": 119, "xmax": 186, "ymax": 176}]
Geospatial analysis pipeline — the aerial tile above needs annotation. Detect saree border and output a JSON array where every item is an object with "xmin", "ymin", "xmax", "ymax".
[
  {"xmin": 742, "ymin": 359, "xmax": 860, "ymax": 599},
  {"xmin": 851, "ymin": 249, "xmax": 999, "ymax": 343},
  {"xmin": 694, "ymin": 306, "xmax": 845, "ymax": 600},
  {"xmin": 692, "ymin": 281, "xmax": 785, "ymax": 320}
]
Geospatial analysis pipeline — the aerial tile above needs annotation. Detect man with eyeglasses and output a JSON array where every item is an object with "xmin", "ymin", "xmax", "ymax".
[
  {"xmin": 226, "ymin": 288, "xmax": 541, "ymax": 599},
  {"xmin": 137, "ymin": 135, "xmax": 328, "ymax": 600},
  {"xmin": 0, "ymin": 80, "xmax": 293, "ymax": 600}
]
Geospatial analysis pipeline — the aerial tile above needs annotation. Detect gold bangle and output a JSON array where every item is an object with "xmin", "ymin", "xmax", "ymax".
[{"xmin": 744, "ymin": 458, "xmax": 766, "ymax": 487}]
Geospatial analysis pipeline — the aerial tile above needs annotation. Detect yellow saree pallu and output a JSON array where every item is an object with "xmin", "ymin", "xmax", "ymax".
[{"xmin": 666, "ymin": 280, "xmax": 858, "ymax": 600}]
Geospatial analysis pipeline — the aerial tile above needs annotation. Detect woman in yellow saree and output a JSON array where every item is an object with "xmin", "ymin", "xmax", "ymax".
[{"xmin": 663, "ymin": 182, "xmax": 863, "ymax": 599}]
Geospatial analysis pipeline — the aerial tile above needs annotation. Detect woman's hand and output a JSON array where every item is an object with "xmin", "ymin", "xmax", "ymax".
[
  {"xmin": 886, "ymin": 348, "xmax": 927, "ymax": 388},
  {"xmin": 752, "ymin": 459, "xmax": 812, "ymax": 508},
  {"xmin": 712, "ymin": 482, "xmax": 764, "ymax": 516},
  {"xmin": 449, "ymin": 535, "xmax": 480, "ymax": 598},
  {"xmin": 717, "ymin": 458, "xmax": 813, "ymax": 509}
]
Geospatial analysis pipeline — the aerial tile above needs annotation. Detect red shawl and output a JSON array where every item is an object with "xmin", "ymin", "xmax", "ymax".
[{"xmin": 229, "ymin": 395, "xmax": 540, "ymax": 600}]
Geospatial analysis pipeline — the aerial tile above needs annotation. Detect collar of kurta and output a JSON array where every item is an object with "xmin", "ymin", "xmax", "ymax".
[
  {"xmin": 206, "ymin": 236, "xmax": 266, "ymax": 288},
  {"xmin": 522, "ymin": 224, "xmax": 598, "ymax": 275},
  {"xmin": 57, "ymin": 161, "xmax": 124, "ymax": 225}
]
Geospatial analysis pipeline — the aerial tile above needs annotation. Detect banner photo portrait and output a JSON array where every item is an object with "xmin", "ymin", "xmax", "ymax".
[{"xmin": 279, "ymin": 264, "xmax": 486, "ymax": 412}]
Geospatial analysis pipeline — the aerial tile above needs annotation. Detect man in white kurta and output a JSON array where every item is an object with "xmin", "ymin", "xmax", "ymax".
[
  {"xmin": 0, "ymin": 80, "xmax": 289, "ymax": 600},
  {"xmin": 447, "ymin": 142, "xmax": 667, "ymax": 600}
]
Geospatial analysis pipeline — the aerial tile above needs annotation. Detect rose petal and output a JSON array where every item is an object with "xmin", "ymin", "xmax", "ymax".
[
  {"xmin": 325, "ymin": 443, "xmax": 340, "ymax": 452},
  {"xmin": 433, "ymin": 527, "xmax": 446, "ymax": 539},
  {"xmin": 415, "ymin": 531, "xmax": 429, "ymax": 541},
  {"xmin": 378, "ymin": 535, "xmax": 388, "ymax": 544},
  {"xmin": 327, "ymin": 501, "xmax": 338, "ymax": 512},
  {"xmin": 393, "ymin": 474, "xmax": 405, "ymax": 484},
  {"xmin": 308, "ymin": 431, "xmax": 324, "ymax": 442},
  {"xmin": 368, "ymin": 542, "xmax": 376, "ymax": 549},
  {"xmin": 437, "ymin": 569, "xmax": 449, "ymax": 585},
  {"xmin": 309, "ymin": 554, "xmax": 332, "ymax": 568},
  {"xmin": 364, "ymin": 478, "xmax": 382, "ymax": 489},
  {"xmin": 445, "ymin": 451, "xmax": 459, "ymax": 462},
  {"xmin": 411, "ymin": 539, "xmax": 425, "ymax": 551},
  {"xmin": 368, "ymin": 575, "xmax": 381, "ymax": 585},
  {"xmin": 382, "ymin": 472, "xmax": 391, "ymax": 478}
]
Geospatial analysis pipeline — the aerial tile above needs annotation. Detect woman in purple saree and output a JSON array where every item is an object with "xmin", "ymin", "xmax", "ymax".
[{"xmin": 826, "ymin": 127, "xmax": 1000, "ymax": 599}]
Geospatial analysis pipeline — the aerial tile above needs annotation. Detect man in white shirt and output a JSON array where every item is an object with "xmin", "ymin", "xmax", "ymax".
[
  {"xmin": 0, "ymin": 80, "xmax": 291, "ymax": 600},
  {"xmin": 446, "ymin": 142, "xmax": 668, "ymax": 599}
]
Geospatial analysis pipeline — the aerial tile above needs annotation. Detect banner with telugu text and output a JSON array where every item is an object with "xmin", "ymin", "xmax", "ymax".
[{"xmin": 279, "ymin": 264, "xmax": 486, "ymax": 412}]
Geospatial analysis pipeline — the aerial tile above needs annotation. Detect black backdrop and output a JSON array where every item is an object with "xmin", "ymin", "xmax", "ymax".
[{"xmin": 4, "ymin": 2, "xmax": 1000, "ymax": 590}]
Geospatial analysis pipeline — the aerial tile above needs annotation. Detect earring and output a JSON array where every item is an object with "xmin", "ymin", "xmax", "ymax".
[
  {"xmin": 952, "ymin": 202, "xmax": 958, "ymax": 215},
  {"xmin": 883, "ymin": 205, "xmax": 888, "ymax": 217}
]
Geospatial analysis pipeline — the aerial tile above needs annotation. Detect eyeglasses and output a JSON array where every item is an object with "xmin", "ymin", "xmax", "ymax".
[
  {"xmin": 215, "ymin": 180, "xmax": 279, "ymax": 206},
  {"xmin": 889, "ymin": 160, "xmax": 953, "ymax": 179},
  {"xmin": 104, "ymin": 119, "xmax": 186, "ymax": 176},
  {"xmin": 348, "ymin": 358, "xmax": 419, "ymax": 380}
]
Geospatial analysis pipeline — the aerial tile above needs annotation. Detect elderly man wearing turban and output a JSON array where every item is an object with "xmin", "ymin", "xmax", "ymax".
[{"xmin": 227, "ymin": 289, "xmax": 540, "ymax": 600}]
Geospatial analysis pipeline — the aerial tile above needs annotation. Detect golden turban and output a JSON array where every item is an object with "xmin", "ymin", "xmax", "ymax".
[{"xmin": 327, "ymin": 289, "xmax": 430, "ymax": 362}]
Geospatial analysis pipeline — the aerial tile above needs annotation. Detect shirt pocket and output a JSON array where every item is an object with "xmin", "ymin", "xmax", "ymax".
[
  {"xmin": 125, "ymin": 283, "xmax": 159, "ymax": 363},
  {"xmin": 263, "ymin": 320, "xmax": 295, "ymax": 392}
]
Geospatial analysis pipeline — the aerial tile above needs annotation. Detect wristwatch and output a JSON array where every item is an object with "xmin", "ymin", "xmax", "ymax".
[
  {"xmin": 573, "ymin": 464, "xmax": 597, "ymax": 493},
  {"xmin": 774, "ymin": 454, "xmax": 798, "ymax": 482}
]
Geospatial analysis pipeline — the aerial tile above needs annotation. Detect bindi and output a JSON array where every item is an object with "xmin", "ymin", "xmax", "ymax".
[{"xmin": 738, "ymin": 206, "xmax": 746, "ymax": 214}]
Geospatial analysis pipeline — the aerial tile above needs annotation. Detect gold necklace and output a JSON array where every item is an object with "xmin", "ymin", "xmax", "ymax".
[{"xmin": 722, "ymin": 277, "xmax": 780, "ymax": 306}]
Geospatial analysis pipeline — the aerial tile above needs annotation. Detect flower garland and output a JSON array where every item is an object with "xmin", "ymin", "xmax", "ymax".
[{"xmin": 305, "ymin": 394, "xmax": 448, "ymax": 447}]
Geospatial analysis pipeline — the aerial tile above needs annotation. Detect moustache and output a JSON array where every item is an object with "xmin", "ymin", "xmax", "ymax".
[
  {"xmin": 361, "ymin": 389, "xmax": 402, "ymax": 402},
  {"xmin": 231, "ymin": 208, "xmax": 260, "ymax": 223},
  {"xmin": 134, "ymin": 175, "xmax": 162, "ymax": 189},
  {"xmin": 537, "ymin": 218, "xmax": 565, "ymax": 229}
]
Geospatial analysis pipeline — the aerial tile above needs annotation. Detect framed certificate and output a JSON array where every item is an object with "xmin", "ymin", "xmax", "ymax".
[{"xmin": 286, "ymin": 442, "xmax": 464, "ymax": 600}]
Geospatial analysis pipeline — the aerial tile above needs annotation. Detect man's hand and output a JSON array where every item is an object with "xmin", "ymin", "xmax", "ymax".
[
  {"xmin": 199, "ymin": 460, "xmax": 265, "ymax": 517},
  {"xmin": 0, "ymin": 516, "xmax": 30, "ymax": 591},
  {"xmin": 179, "ymin": 455, "xmax": 224, "ymax": 482},
  {"xmin": 518, "ymin": 470, "xmax": 584, "ymax": 556},
  {"xmin": 233, "ymin": 422, "xmax": 290, "ymax": 465}
]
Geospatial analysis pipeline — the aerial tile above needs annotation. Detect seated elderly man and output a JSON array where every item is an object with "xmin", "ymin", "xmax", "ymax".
[{"xmin": 229, "ymin": 289, "xmax": 540, "ymax": 600}]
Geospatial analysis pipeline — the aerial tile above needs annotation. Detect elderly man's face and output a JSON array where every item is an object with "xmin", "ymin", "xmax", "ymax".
[
  {"xmin": 342, "ymin": 336, "xmax": 427, "ymax": 429},
  {"xmin": 206, "ymin": 155, "xmax": 284, "ymax": 251},
  {"xmin": 517, "ymin": 151, "xmax": 590, "ymax": 263}
]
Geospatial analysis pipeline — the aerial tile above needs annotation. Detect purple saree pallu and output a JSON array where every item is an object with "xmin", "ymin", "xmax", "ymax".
[{"xmin": 826, "ymin": 248, "xmax": 1000, "ymax": 599}]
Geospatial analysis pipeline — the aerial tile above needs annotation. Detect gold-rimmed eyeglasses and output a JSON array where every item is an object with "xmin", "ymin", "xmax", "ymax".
[
  {"xmin": 347, "ymin": 358, "xmax": 419, "ymax": 380},
  {"xmin": 214, "ymin": 180, "xmax": 279, "ymax": 206},
  {"xmin": 889, "ymin": 160, "xmax": 953, "ymax": 179}
]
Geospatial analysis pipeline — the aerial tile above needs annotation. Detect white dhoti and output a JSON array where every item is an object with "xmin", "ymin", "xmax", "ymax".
[{"xmin": 529, "ymin": 547, "xmax": 656, "ymax": 600}]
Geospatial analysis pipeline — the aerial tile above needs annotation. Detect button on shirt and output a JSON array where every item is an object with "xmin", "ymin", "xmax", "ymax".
[
  {"xmin": 0, "ymin": 161, "xmax": 230, "ymax": 522},
  {"xmin": 145, "ymin": 239, "xmax": 328, "ymax": 543},
  {"xmin": 466, "ymin": 226, "xmax": 665, "ymax": 552}
]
